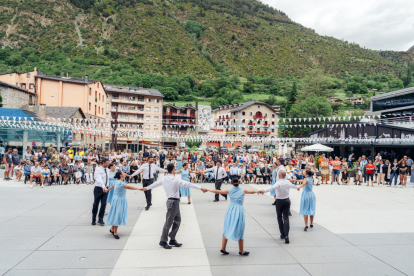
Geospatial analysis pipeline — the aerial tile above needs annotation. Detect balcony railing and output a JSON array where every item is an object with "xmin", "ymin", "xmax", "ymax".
[
  {"xmin": 263, "ymin": 124, "xmax": 270, "ymax": 127},
  {"xmin": 248, "ymin": 122, "xmax": 255, "ymax": 126},
  {"xmin": 253, "ymin": 115, "xmax": 266, "ymax": 119}
]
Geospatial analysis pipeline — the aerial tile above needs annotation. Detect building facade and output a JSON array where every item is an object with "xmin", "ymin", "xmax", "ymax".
[
  {"xmin": 0, "ymin": 81, "xmax": 35, "ymax": 108},
  {"xmin": 211, "ymin": 101, "xmax": 279, "ymax": 147},
  {"xmin": 344, "ymin": 96, "xmax": 365, "ymax": 105},
  {"xmin": 104, "ymin": 84, "xmax": 164, "ymax": 151},
  {"xmin": 162, "ymin": 104, "xmax": 197, "ymax": 148}
]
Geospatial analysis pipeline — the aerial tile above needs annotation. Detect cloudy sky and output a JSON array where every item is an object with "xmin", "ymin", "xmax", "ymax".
[{"xmin": 263, "ymin": 0, "xmax": 414, "ymax": 51}]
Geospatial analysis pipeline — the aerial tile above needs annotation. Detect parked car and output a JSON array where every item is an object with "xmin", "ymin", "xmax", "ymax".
[
  {"xmin": 219, "ymin": 147, "xmax": 228, "ymax": 154},
  {"xmin": 248, "ymin": 146, "xmax": 260, "ymax": 153}
]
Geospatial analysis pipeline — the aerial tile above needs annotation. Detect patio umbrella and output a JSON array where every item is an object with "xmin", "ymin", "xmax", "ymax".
[
  {"xmin": 283, "ymin": 143, "xmax": 288, "ymax": 155},
  {"xmin": 278, "ymin": 143, "xmax": 282, "ymax": 156},
  {"xmin": 300, "ymin": 143, "xmax": 333, "ymax": 152}
]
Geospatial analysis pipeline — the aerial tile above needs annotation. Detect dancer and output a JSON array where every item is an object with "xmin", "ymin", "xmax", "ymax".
[
  {"xmin": 258, "ymin": 171, "xmax": 298, "ymax": 244},
  {"xmin": 175, "ymin": 162, "xmax": 195, "ymax": 204},
  {"xmin": 204, "ymin": 161, "xmax": 228, "ymax": 202},
  {"xmin": 296, "ymin": 170, "xmax": 316, "ymax": 231},
  {"xmin": 130, "ymin": 156, "xmax": 167, "ymax": 210},
  {"xmin": 176, "ymin": 152, "xmax": 183, "ymax": 171},
  {"xmin": 207, "ymin": 178, "xmax": 257, "ymax": 255},
  {"xmin": 141, "ymin": 163, "xmax": 208, "ymax": 249},
  {"xmin": 92, "ymin": 159, "xmax": 110, "ymax": 226},
  {"xmin": 106, "ymin": 163, "xmax": 116, "ymax": 205},
  {"xmin": 104, "ymin": 171, "xmax": 144, "ymax": 239},
  {"xmin": 270, "ymin": 164, "xmax": 278, "ymax": 205}
]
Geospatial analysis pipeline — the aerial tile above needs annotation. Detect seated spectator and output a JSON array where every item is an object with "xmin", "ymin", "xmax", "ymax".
[
  {"xmin": 30, "ymin": 162, "xmax": 42, "ymax": 188},
  {"xmin": 51, "ymin": 165, "xmax": 61, "ymax": 185},
  {"xmin": 41, "ymin": 164, "xmax": 51, "ymax": 186},
  {"xmin": 261, "ymin": 163, "xmax": 271, "ymax": 184},
  {"xmin": 246, "ymin": 163, "xmax": 256, "ymax": 183}
]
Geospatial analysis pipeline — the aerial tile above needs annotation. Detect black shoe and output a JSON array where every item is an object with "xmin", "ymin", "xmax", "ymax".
[
  {"xmin": 150, "ymin": 203, "xmax": 153, "ymax": 206},
  {"xmin": 114, "ymin": 234, "xmax": 120, "ymax": 239},
  {"xmin": 145, "ymin": 206, "xmax": 150, "ymax": 211},
  {"xmin": 91, "ymin": 221, "xmax": 96, "ymax": 225},
  {"xmin": 304, "ymin": 226, "xmax": 308, "ymax": 231},
  {"xmin": 272, "ymin": 201, "xmax": 276, "ymax": 205},
  {"xmin": 110, "ymin": 229, "xmax": 114, "ymax": 234},
  {"xmin": 159, "ymin": 241, "xmax": 172, "ymax": 249},
  {"xmin": 220, "ymin": 249, "xmax": 229, "ymax": 255},
  {"xmin": 280, "ymin": 234, "xmax": 286, "ymax": 239},
  {"xmin": 188, "ymin": 202, "xmax": 191, "ymax": 204},
  {"xmin": 169, "ymin": 240, "xmax": 182, "ymax": 247},
  {"xmin": 213, "ymin": 200, "xmax": 219, "ymax": 202},
  {"xmin": 239, "ymin": 251, "xmax": 250, "ymax": 255},
  {"xmin": 98, "ymin": 221, "xmax": 105, "ymax": 226},
  {"xmin": 310, "ymin": 225, "xmax": 313, "ymax": 228},
  {"xmin": 285, "ymin": 237, "xmax": 290, "ymax": 244}
]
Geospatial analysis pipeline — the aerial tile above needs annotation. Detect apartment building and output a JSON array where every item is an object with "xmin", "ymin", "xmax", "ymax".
[
  {"xmin": 104, "ymin": 84, "xmax": 164, "ymax": 151},
  {"xmin": 162, "ymin": 103, "xmax": 197, "ymax": 148},
  {"xmin": 211, "ymin": 101, "xmax": 279, "ymax": 147}
]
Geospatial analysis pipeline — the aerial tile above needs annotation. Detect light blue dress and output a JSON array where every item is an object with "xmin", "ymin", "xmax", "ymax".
[
  {"xmin": 299, "ymin": 177, "xmax": 316, "ymax": 216},
  {"xmin": 179, "ymin": 169, "xmax": 191, "ymax": 197},
  {"xmin": 176, "ymin": 156, "xmax": 183, "ymax": 171},
  {"xmin": 270, "ymin": 168, "xmax": 277, "ymax": 196},
  {"xmin": 107, "ymin": 172, "xmax": 116, "ymax": 204},
  {"xmin": 222, "ymin": 186, "xmax": 245, "ymax": 241},
  {"xmin": 105, "ymin": 180, "xmax": 128, "ymax": 226}
]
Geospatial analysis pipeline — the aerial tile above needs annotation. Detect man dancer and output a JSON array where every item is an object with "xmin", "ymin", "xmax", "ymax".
[
  {"xmin": 274, "ymin": 159, "xmax": 294, "ymax": 215},
  {"xmin": 142, "ymin": 163, "xmax": 207, "ymax": 249},
  {"xmin": 92, "ymin": 158, "xmax": 110, "ymax": 226},
  {"xmin": 258, "ymin": 171, "xmax": 298, "ymax": 244},
  {"xmin": 130, "ymin": 156, "xmax": 167, "ymax": 210},
  {"xmin": 204, "ymin": 160, "xmax": 228, "ymax": 202}
]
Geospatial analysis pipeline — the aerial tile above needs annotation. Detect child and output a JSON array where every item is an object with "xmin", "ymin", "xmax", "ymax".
[
  {"xmin": 293, "ymin": 164, "xmax": 303, "ymax": 182},
  {"xmin": 41, "ymin": 165, "xmax": 51, "ymax": 187},
  {"xmin": 51, "ymin": 165, "xmax": 61, "ymax": 184},
  {"xmin": 14, "ymin": 161, "xmax": 25, "ymax": 181}
]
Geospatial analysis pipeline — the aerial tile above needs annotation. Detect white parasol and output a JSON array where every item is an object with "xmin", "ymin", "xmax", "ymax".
[{"xmin": 300, "ymin": 143, "xmax": 333, "ymax": 152}]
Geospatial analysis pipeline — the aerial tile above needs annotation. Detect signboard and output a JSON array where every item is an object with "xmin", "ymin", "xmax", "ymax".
[
  {"xmin": 32, "ymin": 142, "xmax": 36, "ymax": 146},
  {"xmin": 67, "ymin": 132, "xmax": 73, "ymax": 143}
]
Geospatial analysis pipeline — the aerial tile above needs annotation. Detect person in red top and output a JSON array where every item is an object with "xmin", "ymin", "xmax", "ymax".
[
  {"xmin": 365, "ymin": 160, "xmax": 375, "ymax": 186},
  {"xmin": 331, "ymin": 157, "xmax": 342, "ymax": 185}
]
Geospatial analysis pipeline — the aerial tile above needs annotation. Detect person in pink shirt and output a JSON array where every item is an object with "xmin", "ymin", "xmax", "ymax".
[{"xmin": 242, "ymin": 153, "xmax": 250, "ymax": 164}]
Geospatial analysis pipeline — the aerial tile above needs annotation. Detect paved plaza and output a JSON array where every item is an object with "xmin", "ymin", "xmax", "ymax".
[{"xmin": 1, "ymin": 177, "xmax": 414, "ymax": 276}]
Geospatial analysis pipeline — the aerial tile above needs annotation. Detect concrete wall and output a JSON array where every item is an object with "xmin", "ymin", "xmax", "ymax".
[{"xmin": 0, "ymin": 84, "xmax": 34, "ymax": 108}]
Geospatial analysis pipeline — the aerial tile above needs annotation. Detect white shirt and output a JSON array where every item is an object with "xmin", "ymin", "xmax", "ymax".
[
  {"xmin": 121, "ymin": 152, "xmax": 128, "ymax": 159},
  {"xmin": 94, "ymin": 166, "xmax": 109, "ymax": 188},
  {"xmin": 204, "ymin": 166, "xmax": 227, "ymax": 180},
  {"xmin": 131, "ymin": 163, "xmax": 167, "ymax": 179},
  {"xmin": 31, "ymin": 166, "xmax": 42, "ymax": 174},
  {"xmin": 147, "ymin": 174, "xmax": 201, "ymax": 198},
  {"xmin": 264, "ymin": 178, "xmax": 297, "ymax": 199},
  {"xmin": 276, "ymin": 165, "xmax": 291, "ymax": 180}
]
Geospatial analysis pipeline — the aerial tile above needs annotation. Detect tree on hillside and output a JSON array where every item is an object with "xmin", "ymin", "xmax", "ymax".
[
  {"xmin": 300, "ymin": 68, "xmax": 335, "ymax": 99},
  {"xmin": 404, "ymin": 67, "xmax": 412, "ymax": 87},
  {"xmin": 284, "ymin": 96, "xmax": 333, "ymax": 137},
  {"xmin": 287, "ymin": 81, "xmax": 297, "ymax": 112},
  {"xmin": 243, "ymin": 81, "xmax": 254, "ymax": 93}
]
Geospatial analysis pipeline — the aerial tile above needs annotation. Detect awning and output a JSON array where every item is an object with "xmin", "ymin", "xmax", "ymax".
[{"xmin": 300, "ymin": 143, "xmax": 333, "ymax": 152}]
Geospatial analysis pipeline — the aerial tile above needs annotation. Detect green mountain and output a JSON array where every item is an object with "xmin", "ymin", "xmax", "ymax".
[{"xmin": 0, "ymin": 0, "xmax": 407, "ymax": 79}]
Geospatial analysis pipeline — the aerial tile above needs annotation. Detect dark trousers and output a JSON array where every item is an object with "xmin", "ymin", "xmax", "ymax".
[
  {"xmin": 92, "ymin": 186, "xmax": 108, "ymax": 223},
  {"xmin": 214, "ymin": 179, "xmax": 227, "ymax": 201},
  {"xmin": 263, "ymin": 175, "xmax": 271, "ymax": 183},
  {"xmin": 276, "ymin": 198, "xmax": 291, "ymax": 237},
  {"xmin": 143, "ymin": 178, "xmax": 154, "ymax": 206},
  {"xmin": 161, "ymin": 199, "xmax": 181, "ymax": 242}
]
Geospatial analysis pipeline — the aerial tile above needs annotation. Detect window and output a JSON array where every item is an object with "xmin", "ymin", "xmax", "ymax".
[
  {"xmin": 120, "ymin": 114, "xmax": 126, "ymax": 118},
  {"xmin": 155, "ymin": 99, "xmax": 159, "ymax": 103},
  {"xmin": 233, "ymin": 112, "xmax": 236, "ymax": 115},
  {"xmin": 89, "ymin": 88, "xmax": 92, "ymax": 96},
  {"xmin": 89, "ymin": 103, "xmax": 91, "ymax": 110},
  {"xmin": 99, "ymin": 94, "xmax": 101, "ymax": 101},
  {"xmin": 112, "ymin": 94, "xmax": 119, "ymax": 99},
  {"xmin": 97, "ymin": 83, "xmax": 99, "ymax": 88},
  {"xmin": 146, "ymin": 116, "xmax": 151, "ymax": 121},
  {"xmin": 95, "ymin": 91, "xmax": 97, "ymax": 98},
  {"xmin": 95, "ymin": 105, "xmax": 97, "ymax": 115},
  {"xmin": 27, "ymin": 73, "xmax": 31, "ymax": 78},
  {"xmin": 272, "ymin": 122, "xmax": 275, "ymax": 125},
  {"xmin": 21, "ymin": 83, "xmax": 26, "ymax": 89},
  {"xmin": 242, "ymin": 112, "xmax": 245, "ymax": 115},
  {"xmin": 121, "ymin": 95, "xmax": 127, "ymax": 100},
  {"xmin": 154, "ymin": 116, "xmax": 159, "ymax": 121},
  {"xmin": 106, "ymin": 113, "xmax": 109, "ymax": 118},
  {"xmin": 102, "ymin": 97, "xmax": 104, "ymax": 102},
  {"xmin": 154, "ymin": 125, "xmax": 159, "ymax": 129},
  {"xmin": 138, "ymin": 97, "xmax": 144, "ymax": 102},
  {"xmin": 272, "ymin": 114, "xmax": 275, "ymax": 118},
  {"xmin": 146, "ymin": 98, "xmax": 151, "ymax": 102},
  {"xmin": 130, "ymin": 96, "xmax": 136, "ymax": 101},
  {"xmin": 29, "ymin": 84, "xmax": 34, "ymax": 89},
  {"xmin": 120, "ymin": 105, "xmax": 127, "ymax": 109},
  {"xmin": 250, "ymin": 112, "xmax": 252, "ymax": 116},
  {"xmin": 146, "ymin": 107, "xmax": 151, "ymax": 112},
  {"xmin": 129, "ymin": 106, "xmax": 136, "ymax": 110},
  {"xmin": 272, "ymin": 129, "xmax": 275, "ymax": 132},
  {"xmin": 99, "ymin": 107, "xmax": 101, "ymax": 113},
  {"xmin": 137, "ymin": 115, "xmax": 143, "ymax": 121},
  {"xmin": 120, "ymin": 124, "xmax": 126, "ymax": 128},
  {"xmin": 242, "ymin": 119, "xmax": 245, "ymax": 123},
  {"xmin": 257, "ymin": 106, "xmax": 260, "ymax": 108},
  {"xmin": 111, "ymin": 105, "xmax": 117, "ymax": 109},
  {"xmin": 145, "ymin": 124, "xmax": 150, "ymax": 129},
  {"xmin": 154, "ymin": 107, "xmax": 159, "ymax": 112},
  {"xmin": 137, "ymin": 106, "xmax": 144, "ymax": 111}
]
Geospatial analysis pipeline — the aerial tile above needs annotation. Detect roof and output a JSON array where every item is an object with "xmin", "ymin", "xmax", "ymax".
[
  {"xmin": 103, "ymin": 84, "xmax": 164, "ymax": 98},
  {"xmin": 370, "ymin": 87, "xmax": 414, "ymax": 101},
  {"xmin": 35, "ymin": 71, "xmax": 100, "ymax": 85},
  {"xmin": 212, "ymin": 101, "xmax": 278, "ymax": 113},
  {"xmin": 0, "ymin": 81, "xmax": 35, "ymax": 95},
  {"xmin": 163, "ymin": 103, "xmax": 197, "ymax": 110},
  {"xmin": 364, "ymin": 105, "xmax": 414, "ymax": 116},
  {"xmin": 20, "ymin": 105, "xmax": 85, "ymax": 119}
]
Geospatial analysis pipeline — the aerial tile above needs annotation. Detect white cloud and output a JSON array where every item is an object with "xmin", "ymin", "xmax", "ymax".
[{"xmin": 263, "ymin": 0, "xmax": 414, "ymax": 51}]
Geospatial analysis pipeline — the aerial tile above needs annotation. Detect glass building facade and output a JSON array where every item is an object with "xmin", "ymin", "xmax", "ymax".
[{"xmin": 372, "ymin": 92, "xmax": 414, "ymax": 112}]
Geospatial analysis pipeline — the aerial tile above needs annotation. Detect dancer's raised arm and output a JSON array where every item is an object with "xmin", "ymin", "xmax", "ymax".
[
  {"xmin": 207, "ymin": 189, "xmax": 229, "ymax": 194},
  {"xmin": 244, "ymin": 190, "xmax": 259, "ymax": 194}
]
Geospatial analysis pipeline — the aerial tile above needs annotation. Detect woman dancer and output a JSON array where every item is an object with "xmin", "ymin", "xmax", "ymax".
[
  {"xmin": 207, "ymin": 178, "xmax": 257, "ymax": 255},
  {"xmin": 176, "ymin": 151, "xmax": 183, "ymax": 171},
  {"xmin": 107, "ymin": 164, "xmax": 117, "ymax": 205},
  {"xmin": 175, "ymin": 163, "xmax": 195, "ymax": 204},
  {"xmin": 270, "ymin": 164, "xmax": 278, "ymax": 205},
  {"xmin": 297, "ymin": 170, "xmax": 316, "ymax": 231},
  {"xmin": 105, "ymin": 171, "xmax": 143, "ymax": 239}
]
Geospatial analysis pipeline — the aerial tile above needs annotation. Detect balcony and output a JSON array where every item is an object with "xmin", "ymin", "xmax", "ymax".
[
  {"xmin": 178, "ymin": 113, "xmax": 187, "ymax": 116},
  {"xmin": 247, "ymin": 130, "xmax": 254, "ymax": 134},
  {"xmin": 263, "ymin": 124, "xmax": 270, "ymax": 127},
  {"xmin": 248, "ymin": 122, "xmax": 255, "ymax": 126},
  {"xmin": 253, "ymin": 114, "xmax": 266, "ymax": 119}
]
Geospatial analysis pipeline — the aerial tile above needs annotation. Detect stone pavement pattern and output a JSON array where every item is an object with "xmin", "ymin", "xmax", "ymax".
[{"xmin": 0, "ymin": 177, "xmax": 414, "ymax": 276}]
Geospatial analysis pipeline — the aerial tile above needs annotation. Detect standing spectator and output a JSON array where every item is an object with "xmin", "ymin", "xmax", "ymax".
[
  {"xmin": 399, "ymin": 160, "xmax": 408, "ymax": 188},
  {"xmin": 67, "ymin": 146, "xmax": 74, "ymax": 163},
  {"xmin": 3, "ymin": 148, "xmax": 13, "ymax": 180},
  {"xmin": 23, "ymin": 148, "xmax": 32, "ymax": 162},
  {"xmin": 331, "ymin": 157, "xmax": 341, "ymax": 185},
  {"xmin": 11, "ymin": 148, "xmax": 20, "ymax": 179},
  {"xmin": 348, "ymin": 153, "xmax": 355, "ymax": 168},
  {"xmin": 366, "ymin": 160, "xmax": 375, "ymax": 186},
  {"xmin": 143, "ymin": 149, "xmax": 150, "ymax": 159},
  {"xmin": 390, "ymin": 159, "xmax": 399, "ymax": 186},
  {"xmin": 223, "ymin": 161, "xmax": 230, "ymax": 182},
  {"xmin": 47, "ymin": 144, "xmax": 54, "ymax": 157}
]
